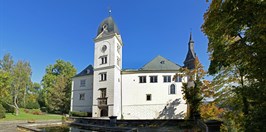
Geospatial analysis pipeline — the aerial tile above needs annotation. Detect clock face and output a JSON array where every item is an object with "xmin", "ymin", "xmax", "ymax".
[{"xmin": 101, "ymin": 45, "xmax": 107, "ymax": 52}]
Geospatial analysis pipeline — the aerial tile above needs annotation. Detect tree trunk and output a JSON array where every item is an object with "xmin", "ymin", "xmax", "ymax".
[
  {"xmin": 14, "ymin": 95, "xmax": 19, "ymax": 116},
  {"xmin": 240, "ymin": 72, "xmax": 249, "ymax": 115},
  {"xmin": 23, "ymin": 88, "xmax": 26, "ymax": 108}
]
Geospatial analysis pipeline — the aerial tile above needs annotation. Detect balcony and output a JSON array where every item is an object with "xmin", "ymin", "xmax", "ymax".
[{"xmin": 97, "ymin": 97, "xmax": 107, "ymax": 108}]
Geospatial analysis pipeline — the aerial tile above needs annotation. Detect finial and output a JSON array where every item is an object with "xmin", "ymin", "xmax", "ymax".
[
  {"xmin": 108, "ymin": 7, "xmax": 112, "ymax": 16},
  {"xmin": 189, "ymin": 31, "xmax": 192, "ymax": 41},
  {"xmin": 189, "ymin": 31, "xmax": 194, "ymax": 43}
]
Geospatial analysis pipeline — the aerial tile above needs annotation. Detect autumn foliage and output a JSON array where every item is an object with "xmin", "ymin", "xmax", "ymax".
[{"xmin": 200, "ymin": 102, "xmax": 223, "ymax": 120}]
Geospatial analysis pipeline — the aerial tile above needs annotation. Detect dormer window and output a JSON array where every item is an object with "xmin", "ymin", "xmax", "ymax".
[
  {"xmin": 87, "ymin": 69, "xmax": 90, "ymax": 74},
  {"xmin": 102, "ymin": 24, "xmax": 108, "ymax": 31}
]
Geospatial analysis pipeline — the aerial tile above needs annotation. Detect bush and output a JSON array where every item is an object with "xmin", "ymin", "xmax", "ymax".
[
  {"xmin": 40, "ymin": 107, "xmax": 47, "ymax": 113},
  {"xmin": 0, "ymin": 104, "xmax": 6, "ymax": 119},
  {"xmin": 26, "ymin": 101, "xmax": 40, "ymax": 109},
  {"xmin": 2, "ymin": 103, "xmax": 14, "ymax": 113},
  {"xmin": 24, "ymin": 109, "xmax": 30, "ymax": 113},
  {"xmin": 70, "ymin": 111, "xmax": 89, "ymax": 117},
  {"xmin": 31, "ymin": 109, "xmax": 43, "ymax": 115}
]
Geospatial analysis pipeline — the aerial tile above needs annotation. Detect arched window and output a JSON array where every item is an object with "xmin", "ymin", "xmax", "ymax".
[{"xmin": 170, "ymin": 84, "xmax": 176, "ymax": 94}]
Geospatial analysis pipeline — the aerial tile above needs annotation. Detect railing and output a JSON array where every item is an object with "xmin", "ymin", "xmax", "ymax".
[
  {"xmin": 97, "ymin": 98, "xmax": 107, "ymax": 106},
  {"xmin": 197, "ymin": 119, "xmax": 208, "ymax": 132}
]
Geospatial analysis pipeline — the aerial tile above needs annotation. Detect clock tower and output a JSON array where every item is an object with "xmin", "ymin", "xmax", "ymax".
[{"xmin": 92, "ymin": 16, "xmax": 123, "ymax": 118}]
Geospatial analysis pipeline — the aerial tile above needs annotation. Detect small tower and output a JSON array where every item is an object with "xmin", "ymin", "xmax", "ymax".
[
  {"xmin": 184, "ymin": 33, "xmax": 196, "ymax": 69},
  {"xmin": 92, "ymin": 16, "xmax": 123, "ymax": 118}
]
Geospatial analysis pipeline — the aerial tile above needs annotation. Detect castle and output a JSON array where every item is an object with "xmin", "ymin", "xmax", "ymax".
[{"xmin": 70, "ymin": 16, "xmax": 196, "ymax": 119}]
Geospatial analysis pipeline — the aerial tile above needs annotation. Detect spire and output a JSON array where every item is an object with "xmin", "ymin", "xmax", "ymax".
[{"xmin": 184, "ymin": 32, "xmax": 196, "ymax": 70}]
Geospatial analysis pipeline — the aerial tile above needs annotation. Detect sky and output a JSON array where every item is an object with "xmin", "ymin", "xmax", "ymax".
[{"xmin": 0, "ymin": 0, "xmax": 210, "ymax": 83}]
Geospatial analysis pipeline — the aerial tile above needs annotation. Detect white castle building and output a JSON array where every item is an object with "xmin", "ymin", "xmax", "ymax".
[{"xmin": 70, "ymin": 16, "xmax": 197, "ymax": 119}]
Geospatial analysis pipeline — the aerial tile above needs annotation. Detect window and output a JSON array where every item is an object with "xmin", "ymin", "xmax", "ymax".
[
  {"xmin": 80, "ymin": 80, "xmax": 86, "ymax": 87},
  {"xmin": 100, "ymin": 88, "xmax": 106, "ymax": 98},
  {"xmin": 100, "ymin": 56, "xmax": 107, "ymax": 64},
  {"xmin": 170, "ymin": 84, "xmax": 176, "ymax": 94},
  {"xmin": 79, "ymin": 93, "xmax": 85, "ymax": 100},
  {"xmin": 117, "ymin": 57, "xmax": 120, "ymax": 66},
  {"xmin": 99, "ymin": 72, "xmax": 107, "ymax": 81},
  {"xmin": 150, "ymin": 76, "xmax": 158, "ymax": 83},
  {"xmin": 163, "ymin": 76, "xmax": 171, "ymax": 83},
  {"xmin": 139, "ymin": 76, "xmax": 146, "ymax": 83},
  {"xmin": 117, "ymin": 45, "xmax": 120, "ymax": 54},
  {"xmin": 175, "ymin": 75, "xmax": 182, "ymax": 82},
  {"xmin": 146, "ymin": 94, "xmax": 151, "ymax": 101}
]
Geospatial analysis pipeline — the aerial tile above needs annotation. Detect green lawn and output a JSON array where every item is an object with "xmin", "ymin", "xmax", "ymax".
[{"xmin": 0, "ymin": 109, "xmax": 62, "ymax": 121}]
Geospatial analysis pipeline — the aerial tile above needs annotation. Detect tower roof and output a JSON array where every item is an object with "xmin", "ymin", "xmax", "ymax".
[
  {"xmin": 96, "ymin": 16, "xmax": 120, "ymax": 38},
  {"xmin": 184, "ymin": 33, "xmax": 196, "ymax": 69}
]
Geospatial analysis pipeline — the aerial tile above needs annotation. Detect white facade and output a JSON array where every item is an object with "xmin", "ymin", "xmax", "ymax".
[
  {"xmin": 92, "ymin": 34, "xmax": 123, "ymax": 118},
  {"xmin": 70, "ymin": 16, "xmax": 192, "ymax": 119},
  {"xmin": 70, "ymin": 75, "xmax": 93, "ymax": 113},
  {"xmin": 122, "ymin": 71, "xmax": 187, "ymax": 119}
]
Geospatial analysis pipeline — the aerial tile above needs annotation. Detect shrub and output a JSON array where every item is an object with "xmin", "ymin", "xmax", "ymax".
[
  {"xmin": 24, "ymin": 109, "xmax": 30, "ymax": 113},
  {"xmin": 0, "ymin": 104, "xmax": 6, "ymax": 119},
  {"xmin": 40, "ymin": 107, "xmax": 47, "ymax": 113},
  {"xmin": 2, "ymin": 103, "xmax": 14, "ymax": 113},
  {"xmin": 26, "ymin": 102, "xmax": 40, "ymax": 109},
  {"xmin": 70, "ymin": 111, "xmax": 89, "ymax": 117},
  {"xmin": 31, "ymin": 109, "xmax": 43, "ymax": 115}
]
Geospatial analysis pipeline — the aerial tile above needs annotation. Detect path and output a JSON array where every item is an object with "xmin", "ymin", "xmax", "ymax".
[{"xmin": 0, "ymin": 120, "xmax": 61, "ymax": 132}]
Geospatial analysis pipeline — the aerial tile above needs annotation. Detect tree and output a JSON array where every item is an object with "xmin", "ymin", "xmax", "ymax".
[
  {"xmin": 176, "ymin": 57, "xmax": 207, "ymax": 119},
  {"xmin": 0, "ymin": 53, "xmax": 14, "ymax": 72},
  {"xmin": 0, "ymin": 54, "xmax": 32, "ymax": 115},
  {"xmin": 25, "ymin": 82, "xmax": 41, "ymax": 109},
  {"xmin": 202, "ymin": 0, "xmax": 266, "ymax": 130},
  {"xmin": 200, "ymin": 102, "xmax": 223, "ymax": 120},
  {"xmin": 42, "ymin": 60, "xmax": 76, "ymax": 114},
  {"xmin": 0, "ymin": 71, "xmax": 10, "ymax": 101},
  {"xmin": 10, "ymin": 61, "xmax": 32, "ymax": 115}
]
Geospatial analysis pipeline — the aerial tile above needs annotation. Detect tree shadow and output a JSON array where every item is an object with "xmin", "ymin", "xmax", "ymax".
[{"xmin": 157, "ymin": 98, "xmax": 185, "ymax": 119}]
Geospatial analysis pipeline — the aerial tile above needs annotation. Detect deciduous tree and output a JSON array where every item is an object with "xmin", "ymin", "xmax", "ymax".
[
  {"xmin": 42, "ymin": 60, "xmax": 76, "ymax": 114},
  {"xmin": 0, "ymin": 54, "xmax": 32, "ymax": 115},
  {"xmin": 175, "ymin": 58, "xmax": 208, "ymax": 119},
  {"xmin": 202, "ymin": 0, "xmax": 266, "ymax": 130}
]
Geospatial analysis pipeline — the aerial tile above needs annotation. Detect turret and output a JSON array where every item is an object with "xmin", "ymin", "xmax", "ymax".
[{"xmin": 183, "ymin": 33, "xmax": 196, "ymax": 69}]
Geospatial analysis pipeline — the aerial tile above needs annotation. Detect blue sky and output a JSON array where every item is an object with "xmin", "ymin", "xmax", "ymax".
[{"xmin": 0, "ymin": 0, "xmax": 210, "ymax": 83}]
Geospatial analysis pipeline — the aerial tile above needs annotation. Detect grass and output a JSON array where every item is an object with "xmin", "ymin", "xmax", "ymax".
[{"xmin": 0, "ymin": 108, "xmax": 62, "ymax": 121}]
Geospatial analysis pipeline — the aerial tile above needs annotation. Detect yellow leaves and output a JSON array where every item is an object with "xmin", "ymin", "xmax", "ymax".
[
  {"xmin": 201, "ymin": 80, "xmax": 215, "ymax": 97},
  {"xmin": 200, "ymin": 102, "xmax": 224, "ymax": 120}
]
